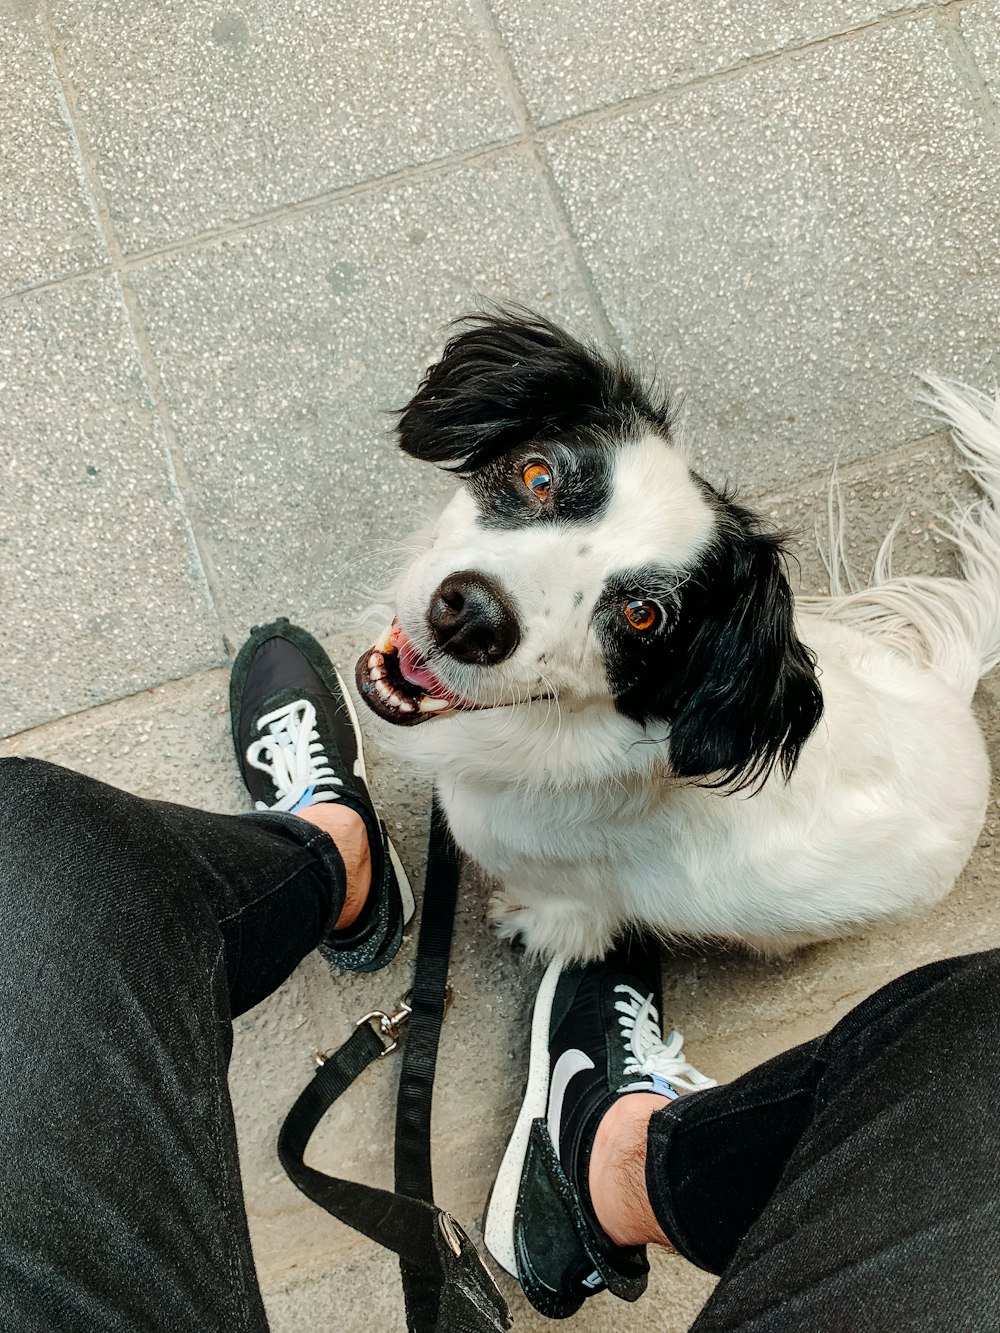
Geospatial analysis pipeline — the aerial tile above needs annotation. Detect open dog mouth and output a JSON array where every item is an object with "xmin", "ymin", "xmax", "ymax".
[{"xmin": 355, "ymin": 621, "xmax": 467, "ymax": 727}]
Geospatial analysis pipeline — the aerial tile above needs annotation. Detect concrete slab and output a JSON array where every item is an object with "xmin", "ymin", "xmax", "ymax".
[
  {"xmin": 0, "ymin": 274, "xmax": 223, "ymax": 736},
  {"xmin": 491, "ymin": 0, "xmax": 939, "ymax": 127},
  {"xmin": 545, "ymin": 17, "xmax": 1000, "ymax": 492},
  {"xmin": 0, "ymin": 6, "xmax": 105, "ymax": 296},
  {"xmin": 756, "ymin": 430, "xmax": 981, "ymax": 594},
  {"xmin": 47, "ymin": 0, "xmax": 520, "ymax": 253},
  {"xmin": 959, "ymin": 0, "xmax": 1000, "ymax": 97},
  {"xmin": 128, "ymin": 149, "xmax": 594, "ymax": 642}
]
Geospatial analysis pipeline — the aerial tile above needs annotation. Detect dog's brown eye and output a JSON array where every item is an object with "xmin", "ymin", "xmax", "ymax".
[
  {"xmin": 522, "ymin": 461, "xmax": 552, "ymax": 499},
  {"xmin": 623, "ymin": 600, "xmax": 659, "ymax": 632}
]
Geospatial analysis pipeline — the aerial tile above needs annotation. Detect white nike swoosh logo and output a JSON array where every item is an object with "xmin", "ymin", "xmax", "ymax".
[{"xmin": 547, "ymin": 1048, "xmax": 595, "ymax": 1149}]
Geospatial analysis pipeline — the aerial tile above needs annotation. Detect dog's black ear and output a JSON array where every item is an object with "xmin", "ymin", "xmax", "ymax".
[
  {"xmin": 396, "ymin": 304, "xmax": 673, "ymax": 472},
  {"xmin": 664, "ymin": 503, "xmax": 823, "ymax": 792}
]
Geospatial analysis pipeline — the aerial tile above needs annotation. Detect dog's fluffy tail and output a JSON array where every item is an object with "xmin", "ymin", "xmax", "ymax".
[{"xmin": 806, "ymin": 378, "xmax": 1000, "ymax": 703}]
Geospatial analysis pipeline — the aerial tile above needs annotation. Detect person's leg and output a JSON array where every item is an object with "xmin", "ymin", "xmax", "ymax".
[
  {"xmin": 0, "ymin": 752, "xmax": 359, "ymax": 1333},
  {"xmin": 0, "ymin": 621, "xmax": 412, "ymax": 1333},
  {"xmin": 597, "ymin": 949, "xmax": 1000, "ymax": 1332}
]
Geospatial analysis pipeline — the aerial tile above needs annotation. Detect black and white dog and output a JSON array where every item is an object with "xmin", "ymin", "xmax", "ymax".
[{"xmin": 356, "ymin": 309, "xmax": 1000, "ymax": 962}]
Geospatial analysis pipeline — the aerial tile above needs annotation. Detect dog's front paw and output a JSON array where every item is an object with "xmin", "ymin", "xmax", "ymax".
[{"xmin": 489, "ymin": 893, "xmax": 615, "ymax": 964}]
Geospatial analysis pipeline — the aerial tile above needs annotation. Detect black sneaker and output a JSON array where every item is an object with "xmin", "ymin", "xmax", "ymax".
[
  {"xmin": 230, "ymin": 619, "xmax": 414, "ymax": 973},
  {"xmin": 484, "ymin": 937, "xmax": 716, "ymax": 1319}
]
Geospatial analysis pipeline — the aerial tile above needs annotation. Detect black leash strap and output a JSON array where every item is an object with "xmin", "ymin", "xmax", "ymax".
[{"xmin": 278, "ymin": 796, "xmax": 512, "ymax": 1333}]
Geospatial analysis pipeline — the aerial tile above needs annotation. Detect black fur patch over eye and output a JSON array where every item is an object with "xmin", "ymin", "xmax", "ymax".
[
  {"xmin": 597, "ymin": 564, "xmax": 683, "ymax": 688},
  {"xmin": 468, "ymin": 442, "xmax": 615, "ymax": 529},
  {"xmin": 606, "ymin": 497, "xmax": 823, "ymax": 793},
  {"xmin": 395, "ymin": 304, "xmax": 675, "ymax": 474}
]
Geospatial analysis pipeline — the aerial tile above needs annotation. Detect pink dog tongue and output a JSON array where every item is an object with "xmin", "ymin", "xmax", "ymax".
[{"xmin": 396, "ymin": 628, "xmax": 453, "ymax": 699}]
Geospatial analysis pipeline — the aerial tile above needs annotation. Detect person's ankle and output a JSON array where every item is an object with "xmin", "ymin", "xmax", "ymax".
[
  {"xmin": 295, "ymin": 803, "xmax": 372, "ymax": 930},
  {"xmin": 588, "ymin": 1093, "xmax": 673, "ymax": 1249}
]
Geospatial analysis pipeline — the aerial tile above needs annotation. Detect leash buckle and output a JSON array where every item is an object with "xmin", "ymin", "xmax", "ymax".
[
  {"xmin": 315, "ymin": 985, "xmax": 455, "ymax": 1066},
  {"xmin": 354, "ymin": 995, "xmax": 414, "ymax": 1058},
  {"xmin": 314, "ymin": 997, "xmax": 410, "ymax": 1065}
]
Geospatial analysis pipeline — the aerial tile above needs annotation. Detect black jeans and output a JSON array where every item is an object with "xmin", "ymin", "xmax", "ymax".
[
  {"xmin": 1, "ymin": 757, "xmax": 997, "ymax": 1331},
  {"xmin": 0, "ymin": 757, "xmax": 346, "ymax": 1332},
  {"xmin": 648, "ymin": 952, "xmax": 1000, "ymax": 1332}
]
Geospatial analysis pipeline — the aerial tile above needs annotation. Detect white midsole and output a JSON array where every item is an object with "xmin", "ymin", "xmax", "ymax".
[{"xmin": 483, "ymin": 957, "xmax": 564, "ymax": 1278}]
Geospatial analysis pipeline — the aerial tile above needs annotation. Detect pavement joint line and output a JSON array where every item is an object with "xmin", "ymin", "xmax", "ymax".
[
  {"xmin": 467, "ymin": 0, "xmax": 533, "ymax": 138},
  {"xmin": 37, "ymin": 7, "xmax": 234, "ymax": 657},
  {"xmin": 466, "ymin": 0, "xmax": 620, "ymax": 347},
  {"xmin": 0, "ymin": 656, "xmax": 232, "ymax": 748},
  {"xmin": 15, "ymin": 1, "xmax": 970, "ymax": 291},
  {"xmin": 66, "ymin": 2, "xmax": 965, "ymax": 280},
  {"xmin": 33, "ymin": 24, "xmax": 112, "ymax": 281},
  {"xmin": 749, "ymin": 429, "xmax": 955, "ymax": 511},
  {"xmin": 1, "ymin": 261, "xmax": 114, "ymax": 305},
  {"xmin": 526, "ymin": 139, "xmax": 622, "ymax": 348},
  {"xmin": 118, "ymin": 135, "xmax": 534, "ymax": 270},
  {"xmin": 938, "ymin": 4, "xmax": 1000, "ymax": 149},
  {"xmin": 533, "ymin": 1, "xmax": 964, "ymax": 140},
  {"xmin": 114, "ymin": 278, "xmax": 238, "ymax": 653}
]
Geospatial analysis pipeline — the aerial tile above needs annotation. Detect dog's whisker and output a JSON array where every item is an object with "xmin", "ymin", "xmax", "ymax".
[{"xmin": 534, "ymin": 669, "xmax": 564, "ymax": 760}]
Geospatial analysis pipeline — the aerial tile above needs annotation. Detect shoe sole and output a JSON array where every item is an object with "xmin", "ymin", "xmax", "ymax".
[
  {"xmin": 332, "ymin": 662, "xmax": 415, "ymax": 928},
  {"xmin": 483, "ymin": 957, "xmax": 563, "ymax": 1278}
]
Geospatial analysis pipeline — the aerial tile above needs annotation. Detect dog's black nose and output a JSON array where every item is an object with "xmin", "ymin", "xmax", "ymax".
[{"xmin": 428, "ymin": 571, "xmax": 521, "ymax": 665}]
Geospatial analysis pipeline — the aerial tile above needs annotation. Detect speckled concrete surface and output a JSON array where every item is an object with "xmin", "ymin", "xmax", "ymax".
[
  {"xmin": 127, "ymin": 151, "xmax": 593, "ymax": 641},
  {"xmin": 960, "ymin": 0, "xmax": 1000, "ymax": 90},
  {"xmin": 545, "ymin": 16, "xmax": 1000, "ymax": 489},
  {"xmin": 47, "ymin": 0, "xmax": 520, "ymax": 252},
  {"xmin": 0, "ymin": 274, "xmax": 223, "ymax": 735},
  {"xmin": 2, "ymin": 2, "xmax": 999, "ymax": 1329},
  {"xmin": 0, "ymin": 7, "xmax": 105, "ymax": 297},
  {"xmin": 491, "ymin": 0, "xmax": 944, "ymax": 126}
]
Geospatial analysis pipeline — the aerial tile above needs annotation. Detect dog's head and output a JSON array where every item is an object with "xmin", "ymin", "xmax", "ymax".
[{"xmin": 357, "ymin": 309, "xmax": 822, "ymax": 791}]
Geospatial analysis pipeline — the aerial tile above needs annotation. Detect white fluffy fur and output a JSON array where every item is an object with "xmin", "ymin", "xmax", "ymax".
[{"xmin": 378, "ymin": 383, "xmax": 1000, "ymax": 962}]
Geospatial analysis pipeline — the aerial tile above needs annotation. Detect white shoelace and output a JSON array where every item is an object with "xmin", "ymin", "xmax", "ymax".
[
  {"xmin": 614, "ymin": 983, "xmax": 718, "ymax": 1095},
  {"xmin": 246, "ymin": 699, "xmax": 344, "ymax": 813}
]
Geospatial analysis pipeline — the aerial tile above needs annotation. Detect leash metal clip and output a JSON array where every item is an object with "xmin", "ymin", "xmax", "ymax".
[
  {"xmin": 313, "ymin": 995, "xmax": 411, "ymax": 1065},
  {"xmin": 315, "ymin": 985, "xmax": 455, "ymax": 1066},
  {"xmin": 354, "ymin": 995, "xmax": 414, "ymax": 1058}
]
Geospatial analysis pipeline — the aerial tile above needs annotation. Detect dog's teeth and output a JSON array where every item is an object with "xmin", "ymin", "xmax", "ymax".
[
  {"xmin": 370, "ymin": 667, "xmax": 385, "ymax": 680},
  {"xmin": 368, "ymin": 652, "xmax": 383, "ymax": 670},
  {"xmin": 376, "ymin": 626, "xmax": 394, "ymax": 653},
  {"xmin": 419, "ymin": 696, "xmax": 450, "ymax": 713},
  {"xmin": 389, "ymin": 693, "xmax": 405, "ymax": 709},
  {"xmin": 398, "ymin": 700, "xmax": 415, "ymax": 713},
  {"xmin": 375, "ymin": 679, "xmax": 392, "ymax": 700}
]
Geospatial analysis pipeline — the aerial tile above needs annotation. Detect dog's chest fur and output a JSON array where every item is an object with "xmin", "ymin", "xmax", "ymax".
[{"xmin": 422, "ymin": 614, "xmax": 989, "ymax": 961}]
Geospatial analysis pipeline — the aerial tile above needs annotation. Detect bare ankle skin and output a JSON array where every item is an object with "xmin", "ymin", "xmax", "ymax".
[
  {"xmin": 588, "ymin": 1093, "xmax": 674, "ymax": 1249},
  {"xmin": 295, "ymin": 804, "xmax": 371, "ymax": 930}
]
